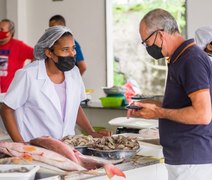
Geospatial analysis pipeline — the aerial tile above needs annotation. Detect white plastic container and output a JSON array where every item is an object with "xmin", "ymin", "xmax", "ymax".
[
  {"xmin": 37, "ymin": 175, "xmax": 60, "ymax": 180},
  {"xmin": 137, "ymin": 141, "xmax": 164, "ymax": 159},
  {"xmin": 0, "ymin": 165, "xmax": 40, "ymax": 180}
]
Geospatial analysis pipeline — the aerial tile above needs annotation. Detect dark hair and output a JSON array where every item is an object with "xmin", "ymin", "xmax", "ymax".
[
  {"xmin": 1, "ymin": 19, "xmax": 15, "ymax": 37},
  {"xmin": 49, "ymin": 15, "xmax": 66, "ymax": 26}
]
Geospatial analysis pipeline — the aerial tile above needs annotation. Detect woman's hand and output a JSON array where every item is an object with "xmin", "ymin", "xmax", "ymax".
[{"xmin": 89, "ymin": 129, "xmax": 112, "ymax": 138}]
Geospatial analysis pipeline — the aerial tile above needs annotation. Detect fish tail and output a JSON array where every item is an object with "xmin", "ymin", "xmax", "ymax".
[
  {"xmin": 69, "ymin": 151, "xmax": 80, "ymax": 164},
  {"xmin": 104, "ymin": 164, "xmax": 126, "ymax": 179}
]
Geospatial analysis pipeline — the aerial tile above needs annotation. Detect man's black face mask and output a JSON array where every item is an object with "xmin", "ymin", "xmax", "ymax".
[
  {"xmin": 142, "ymin": 30, "xmax": 164, "ymax": 60},
  {"xmin": 146, "ymin": 43, "xmax": 164, "ymax": 60}
]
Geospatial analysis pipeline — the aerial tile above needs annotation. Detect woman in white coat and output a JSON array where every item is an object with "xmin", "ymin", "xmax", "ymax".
[{"xmin": 1, "ymin": 26, "xmax": 107, "ymax": 142}]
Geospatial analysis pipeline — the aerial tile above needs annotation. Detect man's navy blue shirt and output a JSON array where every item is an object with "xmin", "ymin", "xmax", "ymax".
[{"xmin": 160, "ymin": 39, "xmax": 212, "ymax": 165}]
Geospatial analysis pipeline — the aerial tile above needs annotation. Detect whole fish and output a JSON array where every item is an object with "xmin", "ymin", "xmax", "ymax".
[
  {"xmin": 30, "ymin": 136, "xmax": 79, "ymax": 163},
  {"xmin": 0, "ymin": 141, "xmax": 85, "ymax": 171},
  {"xmin": 74, "ymin": 150, "xmax": 126, "ymax": 179},
  {"xmin": 30, "ymin": 136, "xmax": 126, "ymax": 179}
]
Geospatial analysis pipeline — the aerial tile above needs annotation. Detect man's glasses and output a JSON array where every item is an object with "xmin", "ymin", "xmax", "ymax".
[{"xmin": 141, "ymin": 29, "xmax": 164, "ymax": 47}]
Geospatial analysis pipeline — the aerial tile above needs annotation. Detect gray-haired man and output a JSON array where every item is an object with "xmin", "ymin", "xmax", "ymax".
[{"xmin": 128, "ymin": 8, "xmax": 212, "ymax": 180}]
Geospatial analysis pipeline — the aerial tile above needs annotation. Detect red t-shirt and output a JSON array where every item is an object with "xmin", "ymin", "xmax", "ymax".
[{"xmin": 0, "ymin": 38, "xmax": 33, "ymax": 92}]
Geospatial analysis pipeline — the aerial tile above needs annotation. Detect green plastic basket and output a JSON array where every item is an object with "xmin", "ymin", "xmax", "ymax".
[{"xmin": 99, "ymin": 97, "xmax": 123, "ymax": 108}]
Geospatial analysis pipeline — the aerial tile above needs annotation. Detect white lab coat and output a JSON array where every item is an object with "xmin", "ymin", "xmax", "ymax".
[{"xmin": 3, "ymin": 60, "xmax": 86, "ymax": 141}]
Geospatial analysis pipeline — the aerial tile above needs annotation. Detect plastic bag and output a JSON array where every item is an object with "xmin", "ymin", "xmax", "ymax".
[{"xmin": 124, "ymin": 79, "xmax": 141, "ymax": 102}]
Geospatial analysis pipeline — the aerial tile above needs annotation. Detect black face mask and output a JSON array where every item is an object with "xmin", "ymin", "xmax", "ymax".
[
  {"xmin": 144, "ymin": 30, "xmax": 164, "ymax": 60},
  {"xmin": 54, "ymin": 55, "xmax": 76, "ymax": 72},
  {"xmin": 146, "ymin": 44, "xmax": 164, "ymax": 60}
]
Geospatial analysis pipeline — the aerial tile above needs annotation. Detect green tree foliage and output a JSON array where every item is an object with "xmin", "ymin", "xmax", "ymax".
[
  {"xmin": 112, "ymin": 0, "xmax": 186, "ymax": 91},
  {"xmin": 113, "ymin": 0, "xmax": 186, "ymax": 33},
  {"xmin": 113, "ymin": 61, "xmax": 126, "ymax": 85}
]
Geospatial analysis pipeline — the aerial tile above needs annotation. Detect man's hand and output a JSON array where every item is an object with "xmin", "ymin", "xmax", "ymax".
[{"xmin": 127, "ymin": 101, "xmax": 161, "ymax": 119}]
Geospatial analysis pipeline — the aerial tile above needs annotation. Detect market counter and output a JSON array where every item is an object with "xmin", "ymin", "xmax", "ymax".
[
  {"xmin": 35, "ymin": 155, "xmax": 163, "ymax": 180},
  {"xmin": 0, "ymin": 140, "xmax": 167, "ymax": 180},
  {"xmin": 34, "ymin": 141, "xmax": 166, "ymax": 180}
]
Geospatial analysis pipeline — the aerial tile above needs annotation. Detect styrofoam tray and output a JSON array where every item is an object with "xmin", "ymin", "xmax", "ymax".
[
  {"xmin": 0, "ymin": 165, "xmax": 40, "ymax": 180},
  {"xmin": 137, "ymin": 141, "xmax": 164, "ymax": 159},
  {"xmin": 109, "ymin": 117, "xmax": 158, "ymax": 129}
]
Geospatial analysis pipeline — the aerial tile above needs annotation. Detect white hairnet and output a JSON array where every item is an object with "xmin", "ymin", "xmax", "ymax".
[
  {"xmin": 34, "ymin": 26, "xmax": 73, "ymax": 59},
  {"xmin": 195, "ymin": 26, "xmax": 212, "ymax": 50}
]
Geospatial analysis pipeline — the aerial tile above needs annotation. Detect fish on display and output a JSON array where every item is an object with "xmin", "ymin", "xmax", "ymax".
[
  {"xmin": 0, "ymin": 141, "xmax": 85, "ymax": 171},
  {"xmin": 30, "ymin": 136, "xmax": 126, "ymax": 179},
  {"xmin": 30, "ymin": 136, "xmax": 79, "ymax": 163}
]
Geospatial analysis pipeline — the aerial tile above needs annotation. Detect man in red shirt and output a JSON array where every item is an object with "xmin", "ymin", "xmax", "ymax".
[{"xmin": 0, "ymin": 19, "xmax": 34, "ymax": 93}]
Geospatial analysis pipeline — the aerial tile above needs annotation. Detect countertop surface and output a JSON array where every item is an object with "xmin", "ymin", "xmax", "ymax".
[
  {"xmin": 33, "ymin": 155, "xmax": 162, "ymax": 180},
  {"xmin": 36, "ymin": 140, "xmax": 163, "ymax": 179},
  {"xmin": 0, "ymin": 141, "xmax": 163, "ymax": 180},
  {"xmin": 0, "ymin": 151, "xmax": 162, "ymax": 180}
]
